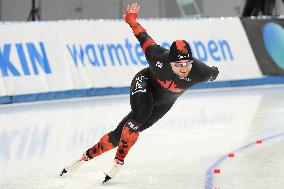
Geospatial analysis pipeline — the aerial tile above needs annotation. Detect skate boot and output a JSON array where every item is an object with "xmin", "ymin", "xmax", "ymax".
[
  {"xmin": 60, "ymin": 152, "xmax": 90, "ymax": 176},
  {"xmin": 102, "ymin": 158, "xmax": 124, "ymax": 183}
]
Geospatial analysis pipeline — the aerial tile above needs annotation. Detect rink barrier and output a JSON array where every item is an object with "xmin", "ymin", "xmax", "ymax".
[
  {"xmin": 0, "ymin": 76, "xmax": 284, "ymax": 104},
  {"xmin": 0, "ymin": 18, "xmax": 283, "ymax": 104},
  {"xmin": 0, "ymin": 87, "xmax": 129, "ymax": 104},
  {"xmin": 192, "ymin": 75, "xmax": 284, "ymax": 89},
  {"xmin": 0, "ymin": 18, "xmax": 261, "ymax": 103}
]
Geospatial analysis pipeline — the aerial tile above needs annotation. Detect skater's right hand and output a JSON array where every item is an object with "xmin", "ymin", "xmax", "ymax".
[{"xmin": 124, "ymin": 3, "xmax": 140, "ymax": 25}]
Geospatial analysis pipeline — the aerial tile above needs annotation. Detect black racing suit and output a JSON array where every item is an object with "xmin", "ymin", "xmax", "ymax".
[{"xmin": 86, "ymin": 18, "xmax": 219, "ymax": 162}]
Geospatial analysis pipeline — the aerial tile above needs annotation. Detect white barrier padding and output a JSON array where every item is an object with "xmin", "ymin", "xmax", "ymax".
[{"xmin": 0, "ymin": 19, "xmax": 262, "ymax": 97}]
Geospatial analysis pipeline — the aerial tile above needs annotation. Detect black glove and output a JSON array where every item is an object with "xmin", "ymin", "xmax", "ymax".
[{"xmin": 209, "ymin": 66, "xmax": 219, "ymax": 81}]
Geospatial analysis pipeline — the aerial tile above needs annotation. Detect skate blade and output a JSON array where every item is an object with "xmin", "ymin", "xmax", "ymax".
[
  {"xmin": 60, "ymin": 159, "xmax": 84, "ymax": 176},
  {"xmin": 102, "ymin": 175, "xmax": 111, "ymax": 183},
  {"xmin": 59, "ymin": 168, "xmax": 67, "ymax": 176}
]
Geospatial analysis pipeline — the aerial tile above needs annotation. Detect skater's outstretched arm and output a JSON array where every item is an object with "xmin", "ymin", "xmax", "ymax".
[
  {"xmin": 192, "ymin": 57, "xmax": 219, "ymax": 82},
  {"xmin": 124, "ymin": 3, "xmax": 166, "ymax": 63}
]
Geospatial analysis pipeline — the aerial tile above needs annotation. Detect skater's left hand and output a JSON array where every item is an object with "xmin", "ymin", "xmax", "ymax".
[
  {"xmin": 210, "ymin": 66, "xmax": 219, "ymax": 81},
  {"xmin": 124, "ymin": 3, "xmax": 140, "ymax": 25}
]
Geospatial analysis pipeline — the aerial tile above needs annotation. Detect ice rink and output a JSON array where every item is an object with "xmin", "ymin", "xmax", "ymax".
[{"xmin": 0, "ymin": 85, "xmax": 284, "ymax": 189}]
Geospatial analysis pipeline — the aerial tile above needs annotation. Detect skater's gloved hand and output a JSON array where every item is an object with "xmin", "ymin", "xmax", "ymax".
[
  {"xmin": 209, "ymin": 66, "xmax": 219, "ymax": 81},
  {"xmin": 124, "ymin": 3, "xmax": 140, "ymax": 26}
]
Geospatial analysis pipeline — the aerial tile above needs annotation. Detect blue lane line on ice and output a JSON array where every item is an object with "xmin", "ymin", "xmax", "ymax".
[
  {"xmin": 1, "ymin": 76, "xmax": 284, "ymax": 104},
  {"xmin": 204, "ymin": 132, "xmax": 284, "ymax": 189}
]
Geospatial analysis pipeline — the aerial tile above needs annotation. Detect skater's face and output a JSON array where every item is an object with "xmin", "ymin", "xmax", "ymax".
[{"xmin": 170, "ymin": 59, "xmax": 193, "ymax": 78}]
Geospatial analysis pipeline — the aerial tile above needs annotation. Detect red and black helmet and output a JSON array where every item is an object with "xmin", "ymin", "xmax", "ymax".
[{"xmin": 169, "ymin": 40, "xmax": 193, "ymax": 62}]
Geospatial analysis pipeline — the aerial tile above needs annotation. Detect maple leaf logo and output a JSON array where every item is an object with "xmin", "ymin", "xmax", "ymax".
[{"xmin": 157, "ymin": 79, "xmax": 184, "ymax": 93}]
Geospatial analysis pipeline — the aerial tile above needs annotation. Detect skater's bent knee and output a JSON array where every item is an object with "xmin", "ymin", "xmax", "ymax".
[{"xmin": 108, "ymin": 131, "xmax": 120, "ymax": 146}]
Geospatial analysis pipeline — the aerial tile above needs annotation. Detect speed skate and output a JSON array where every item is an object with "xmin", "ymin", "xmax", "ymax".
[
  {"xmin": 59, "ymin": 153, "xmax": 89, "ymax": 176},
  {"xmin": 102, "ymin": 159, "xmax": 124, "ymax": 183},
  {"xmin": 59, "ymin": 153, "xmax": 123, "ymax": 184}
]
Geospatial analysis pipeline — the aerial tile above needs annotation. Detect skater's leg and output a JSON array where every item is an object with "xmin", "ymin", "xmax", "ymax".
[
  {"xmin": 115, "ymin": 119, "xmax": 141, "ymax": 161},
  {"xmin": 102, "ymin": 70, "xmax": 154, "ymax": 182},
  {"xmin": 114, "ymin": 103, "xmax": 174, "ymax": 160},
  {"xmin": 59, "ymin": 113, "xmax": 133, "ymax": 176},
  {"xmin": 85, "ymin": 112, "xmax": 133, "ymax": 159},
  {"xmin": 115, "ymin": 71, "xmax": 154, "ymax": 162},
  {"xmin": 86, "ymin": 133, "xmax": 117, "ymax": 159},
  {"xmin": 99, "ymin": 103, "xmax": 174, "ymax": 177}
]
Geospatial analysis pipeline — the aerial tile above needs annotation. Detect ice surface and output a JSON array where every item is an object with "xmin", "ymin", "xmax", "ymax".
[{"xmin": 0, "ymin": 85, "xmax": 284, "ymax": 189}]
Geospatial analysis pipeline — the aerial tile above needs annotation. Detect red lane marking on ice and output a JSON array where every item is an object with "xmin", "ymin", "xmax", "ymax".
[
  {"xmin": 205, "ymin": 133, "xmax": 284, "ymax": 189},
  {"xmin": 228, "ymin": 153, "xmax": 235, "ymax": 158},
  {"xmin": 213, "ymin": 169, "xmax": 221, "ymax": 174}
]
